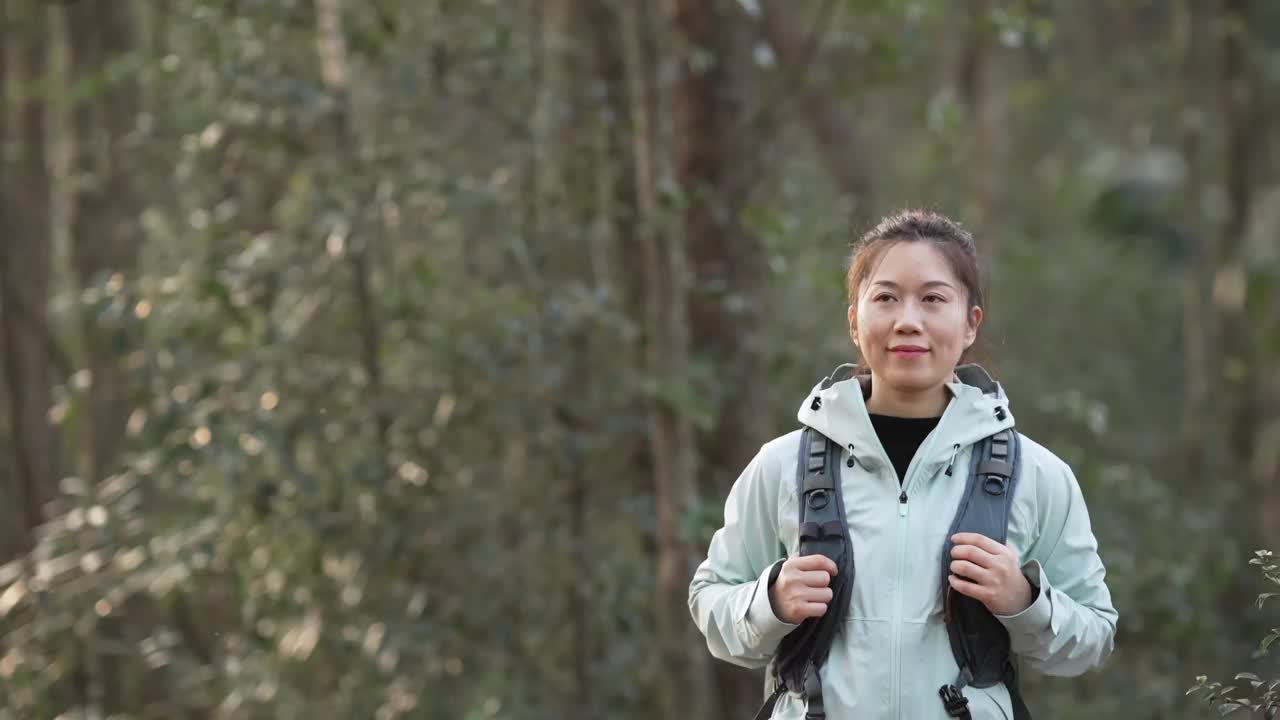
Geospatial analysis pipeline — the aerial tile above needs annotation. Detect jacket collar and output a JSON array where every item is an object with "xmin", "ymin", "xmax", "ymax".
[{"xmin": 795, "ymin": 363, "xmax": 1015, "ymax": 474}]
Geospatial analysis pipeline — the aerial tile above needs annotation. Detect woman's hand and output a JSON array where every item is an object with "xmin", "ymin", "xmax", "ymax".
[
  {"xmin": 948, "ymin": 532, "xmax": 1033, "ymax": 616},
  {"xmin": 768, "ymin": 554, "xmax": 838, "ymax": 624}
]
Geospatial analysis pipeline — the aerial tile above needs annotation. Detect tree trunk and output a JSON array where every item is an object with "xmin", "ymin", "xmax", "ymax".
[
  {"xmin": 1, "ymin": 0, "xmax": 57, "ymax": 551},
  {"xmin": 668, "ymin": 1, "xmax": 772, "ymax": 717},
  {"xmin": 60, "ymin": 5, "xmax": 147, "ymax": 710},
  {"xmin": 622, "ymin": 4, "xmax": 713, "ymax": 719},
  {"xmin": 1214, "ymin": 0, "xmax": 1258, "ymax": 489},
  {"xmin": 585, "ymin": 0, "xmax": 655, "ymax": 500},
  {"xmin": 1210, "ymin": 0, "xmax": 1278, "ymax": 634},
  {"xmin": 64, "ymin": 1, "xmax": 142, "ymax": 485},
  {"xmin": 1211, "ymin": 0, "xmax": 1278, "ymax": 551},
  {"xmin": 668, "ymin": 0, "xmax": 770, "ymax": 500},
  {"xmin": 534, "ymin": 3, "xmax": 597, "ymax": 715},
  {"xmin": 955, "ymin": 0, "xmax": 1007, "ymax": 245},
  {"xmin": 1173, "ymin": 0, "xmax": 1209, "ymax": 485}
]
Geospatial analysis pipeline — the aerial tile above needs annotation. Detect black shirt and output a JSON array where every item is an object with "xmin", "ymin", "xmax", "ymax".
[{"xmin": 868, "ymin": 414, "xmax": 941, "ymax": 485}]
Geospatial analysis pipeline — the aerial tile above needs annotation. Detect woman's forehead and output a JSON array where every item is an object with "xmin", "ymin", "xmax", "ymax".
[{"xmin": 866, "ymin": 242, "xmax": 960, "ymax": 286}]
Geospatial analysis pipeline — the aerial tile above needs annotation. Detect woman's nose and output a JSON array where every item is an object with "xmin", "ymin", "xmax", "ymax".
[{"xmin": 894, "ymin": 302, "xmax": 924, "ymax": 331}]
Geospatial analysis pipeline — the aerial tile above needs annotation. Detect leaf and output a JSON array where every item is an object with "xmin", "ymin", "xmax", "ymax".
[
  {"xmin": 1262, "ymin": 630, "xmax": 1280, "ymax": 654},
  {"xmin": 1236, "ymin": 673, "xmax": 1263, "ymax": 683}
]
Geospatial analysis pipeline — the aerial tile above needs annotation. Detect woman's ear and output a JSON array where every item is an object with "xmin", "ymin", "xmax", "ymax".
[
  {"xmin": 847, "ymin": 304, "xmax": 859, "ymax": 347},
  {"xmin": 963, "ymin": 305, "xmax": 984, "ymax": 349}
]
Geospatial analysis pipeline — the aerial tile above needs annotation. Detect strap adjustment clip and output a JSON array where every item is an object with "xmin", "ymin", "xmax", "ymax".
[{"xmin": 939, "ymin": 684, "xmax": 970, "ymax": 717}]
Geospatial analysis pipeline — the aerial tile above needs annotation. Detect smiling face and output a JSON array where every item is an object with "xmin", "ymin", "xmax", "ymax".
[{"xmin": 848, "ymin": 240, "xmax": 982, "ymax": 413}]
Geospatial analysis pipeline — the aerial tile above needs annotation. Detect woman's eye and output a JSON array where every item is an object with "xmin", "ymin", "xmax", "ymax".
[
  {"xmin": 874, "ymin": 294, "xmax": 895, "ymax": 302},
  {"xmin": 925, "ymin": 295, "xmax": 945, "ymax": 303}
]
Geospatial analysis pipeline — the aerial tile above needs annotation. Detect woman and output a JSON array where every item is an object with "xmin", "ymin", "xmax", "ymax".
[{"xmin": 688, "ymin": 210, "xmax": 1117, "ymax": 719}]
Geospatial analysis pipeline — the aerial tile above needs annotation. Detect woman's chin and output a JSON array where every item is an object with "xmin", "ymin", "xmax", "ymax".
[{"xmin": 878, "ymin": 366, "xmax": 947, "ymax": 394}]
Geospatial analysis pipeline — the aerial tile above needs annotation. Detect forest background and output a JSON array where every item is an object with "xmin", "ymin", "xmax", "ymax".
[{"xmin": 1, "ymin": 1, "xmax": 1279, "ymax": 718}]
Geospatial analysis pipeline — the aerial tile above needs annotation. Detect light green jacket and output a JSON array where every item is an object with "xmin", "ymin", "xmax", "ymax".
[{"xmin": 689, "ymin": 371, "xmax": 1117, "ymax": 719}]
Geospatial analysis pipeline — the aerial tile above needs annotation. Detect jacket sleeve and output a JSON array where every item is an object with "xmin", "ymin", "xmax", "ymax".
[
  {"xmin": 995, "ymin": 453, "xmax": 1118, "ymax": 676},
  {"xmin": 688, "ymin": 443, "xmax": 798, "ymax": 669}
]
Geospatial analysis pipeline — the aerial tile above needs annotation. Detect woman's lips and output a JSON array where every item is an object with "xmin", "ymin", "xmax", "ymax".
[{"xmin": 889, "ymin": 347, "xmax": 929, "ymax": 357}]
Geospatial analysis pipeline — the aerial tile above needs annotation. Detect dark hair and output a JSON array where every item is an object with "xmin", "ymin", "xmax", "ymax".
[{"xmin": 846, "ymin": 209, "xmax": 985, "ymax": 364}]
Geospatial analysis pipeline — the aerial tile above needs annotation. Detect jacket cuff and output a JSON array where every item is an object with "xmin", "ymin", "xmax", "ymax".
[
  {"xmin": 994, "ymin": 559, "xmax": 1052, "ymax": 635},
  {"xmin": 742, "ymin": 560, "xmax": 799, "ymax": 643}
]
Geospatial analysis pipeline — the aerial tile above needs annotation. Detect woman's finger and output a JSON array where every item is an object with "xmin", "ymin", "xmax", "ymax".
[
  {"xmin": 950, "ymin": 544, "xmax": 997, "ymax": 568},
  {"xmin": 800, "ymin": 602, "xmax": 828, "ymax": 618},
  {"xmin": 949, "ymin": 560, "xmax": 990, "ymax": 584},
  {"xmin": 797, "ymin": 586, "xmax": 834, "ymax": 604},
  {"xmin": 951, "ymin": 532, "xmax": 1006, "ymax": 556},
  {"xmin": 790, "ymin": 554, "xmax": 838, "ymax": 576},
  {"xmin": 948, "ymin": 574, "xmax": 991, "ymax": 603},
  {"xmin": 796, "ymin": 569, "xmax": 833, "ymax": 588}
]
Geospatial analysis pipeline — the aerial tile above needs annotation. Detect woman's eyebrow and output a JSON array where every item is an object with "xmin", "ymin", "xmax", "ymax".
[{"xmin": 869, "ymin": 280, "xmax": 956, "ymax": 290}]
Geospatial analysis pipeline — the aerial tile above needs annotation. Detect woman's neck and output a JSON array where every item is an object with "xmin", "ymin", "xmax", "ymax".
[{"xmin": 865, "ymin": 376, "xmax": 949, "ymax": 418}]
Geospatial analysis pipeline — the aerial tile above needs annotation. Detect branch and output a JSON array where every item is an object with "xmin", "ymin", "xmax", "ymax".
[
  {"xmin": 314, "ymin": 0, "xmax": 392, "ymax": 458},
  {"xmin": 709, "ymin": 0, "xmax": 838, "ymax": 161},
  {"xmin": 756, "ymin": 0, "xmax": 869, "ymax": 201}
]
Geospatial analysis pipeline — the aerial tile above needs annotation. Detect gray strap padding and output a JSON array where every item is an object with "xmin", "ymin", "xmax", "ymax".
[
  {"xmin": 760, "ymin": 425, "xmax": 853, "ymax": 720},
  {"xmin": 939, "ymin": 427, "xmax": 1029, "ymax": 718}
]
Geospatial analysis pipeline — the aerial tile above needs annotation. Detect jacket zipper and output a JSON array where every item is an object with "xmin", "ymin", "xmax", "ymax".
[{"xmin": 890, "ymin": 425, "xmax": 943, "ymax": 720}]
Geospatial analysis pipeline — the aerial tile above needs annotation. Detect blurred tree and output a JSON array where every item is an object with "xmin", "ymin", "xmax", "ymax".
[
  {"xmin": 626, "ymin": 1, "xmax": 711, "ymax": 717},
  {"xmin": 1173, "ymin": 0, "xmax": 1210, "ymax": 484},
  {"xmin": 0, "ymin": 0, "xmax": 57, "ymax": 554},
  {"xmin": 670, "ymin": 0, "xmax": 792, "ymax": 715},
  {"xmin": 64, "ymin": 0, "xmax": 143, "ymax": 489},
  {"xmin": 954, "ymin": 0, "xmax": 1008, "ymax": 240}
]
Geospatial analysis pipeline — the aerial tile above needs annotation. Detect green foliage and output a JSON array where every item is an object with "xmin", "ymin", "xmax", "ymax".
[
  {"xmin": 1187, "ymin": 551, "xmax": 1280, "ymax": 718},
  {"xmin": 1, "ymin": 0, "xmax": 1278, "ymax": 718}
]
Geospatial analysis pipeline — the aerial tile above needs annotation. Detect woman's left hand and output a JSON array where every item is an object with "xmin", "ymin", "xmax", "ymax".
[{"xmin": 948, "ymin": 532, "xmax": 1033, "ymax": 616}]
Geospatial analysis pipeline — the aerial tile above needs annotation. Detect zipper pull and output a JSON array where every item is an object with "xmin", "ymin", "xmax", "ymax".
[
  {"xmin": 944, "ymin": 443, "xmax": 961, "ymax": 476},
  {"xmin": 898, "ymin": 490, "xmax": 908, "ymax": 516}
]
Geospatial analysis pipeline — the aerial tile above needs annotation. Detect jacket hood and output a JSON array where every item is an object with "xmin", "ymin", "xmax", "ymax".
[{"xmin": 796, "ymin": 363, "xmax": 1015, "ymax": 475}]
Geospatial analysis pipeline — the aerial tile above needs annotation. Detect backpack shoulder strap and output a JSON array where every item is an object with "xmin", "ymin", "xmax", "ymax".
[
  {"xmin": 937, "ymin": 428, "xmax": 1032, "ymax": 720},
  {"xmin": 758, "ymin": 370, "xmax": 857, "ymax": 720},
  {"xmin": 765, "ymin": 427, "xmax": 852, "ymax": 719}
]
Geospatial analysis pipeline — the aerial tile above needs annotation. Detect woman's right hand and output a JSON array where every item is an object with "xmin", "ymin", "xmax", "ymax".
[{"xmin": 768, "ymin": 554, "xmax": 838, "ymax": 624}]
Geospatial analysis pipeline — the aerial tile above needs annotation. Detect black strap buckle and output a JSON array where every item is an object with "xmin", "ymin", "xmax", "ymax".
[{"xmin": 939, "ymin": 684, "xmax": 969, "ymax": 717}]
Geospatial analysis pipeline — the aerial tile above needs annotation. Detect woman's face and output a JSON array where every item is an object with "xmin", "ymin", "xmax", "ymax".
[{"xmin": 848, "ymin": 241, "xmax": 982, "ymax": 397}]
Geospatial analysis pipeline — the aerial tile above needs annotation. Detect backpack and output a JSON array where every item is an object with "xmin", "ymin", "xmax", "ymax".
[{"xmin": 753, "ymin": 364, "xmax": 1031, "ymax": 720}]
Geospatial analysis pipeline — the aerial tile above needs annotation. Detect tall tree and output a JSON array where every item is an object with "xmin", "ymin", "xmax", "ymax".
[
  {"xmin": 622, "ymin": 3, "xmax": 714, "ymax": 719},
  {"xmin": 954, "ymin": 0, "xmax": 1007, "ymax": 240},
  {"xmin": 1174, "ymin": 0, "xmax": 1210, "ymax": 488},
  {"xmin": 1215, "ymin": 0, "xmax": 1257, "ymax": 455},
  {"xmin": 1211, "ymin": 0, "xmax": 1278, "ymax": 549},
  {"xmin": 0, "ymin": 0, "xmax": 57, "ymax": 550},
  {"xmin": 667, "ymin": 0, "xmax": 769, "ymax": 500},
  {"xmin": 668, "ymin": 1, "xmax": 773, "ymax": 717},
  {"xmin": 530, "ymin": 1, "xmax": 600, "ymax": 714},
  {"xmin": 64, "ymin": 1, "xmax": 143, "ymax": 484}
]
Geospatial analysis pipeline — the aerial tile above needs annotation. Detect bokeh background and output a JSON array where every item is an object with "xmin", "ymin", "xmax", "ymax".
[{"xmin": 1, "ymin": 0, "xmax": 1279, "ymax": 718}]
